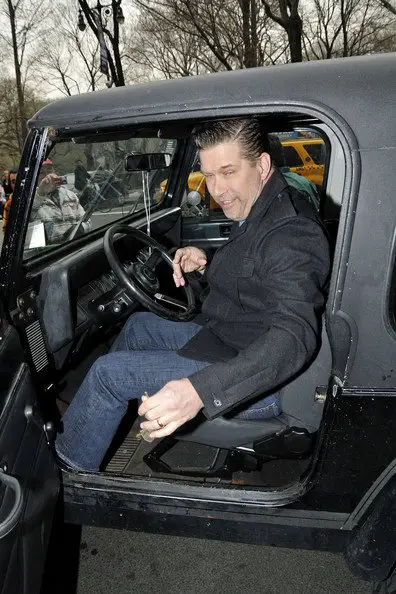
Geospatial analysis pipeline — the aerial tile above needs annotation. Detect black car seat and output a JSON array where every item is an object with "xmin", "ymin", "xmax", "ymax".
[{"xmin": 144, "ymin": 323, "xmax": 332, "ymax": 477}]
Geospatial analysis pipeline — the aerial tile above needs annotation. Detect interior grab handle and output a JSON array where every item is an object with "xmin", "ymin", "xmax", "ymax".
[{"xmin": 0, "ymin": 469, "xmax": 24, "ymax": 539}]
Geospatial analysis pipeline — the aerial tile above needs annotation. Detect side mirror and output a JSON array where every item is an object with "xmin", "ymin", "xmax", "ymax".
[
  {"xmin": 186, "ymin": 191, "xmax": 202, "ymax": 206},
  {"xmin": 125, "ymin": 153, "xmax": 171, "ymax": 172}
]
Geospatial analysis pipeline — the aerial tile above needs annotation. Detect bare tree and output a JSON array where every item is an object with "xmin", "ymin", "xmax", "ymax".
[
  {"xmin": 376, "ymin": 0, "xmax": 396, "ymax": 15},
  {"xmin": 303, "ymin": 0, "xmax": 395, "ymax": 60},
  {"xmin": 0, "ymin": 0, "xmax": 49, "ymax": 149},
  {"xmin": 35, "ymin": 1, "xmax": 106, "ymax": 96},
  {"xmin": 261, "ymin": 0, "xmax": 303, "ymax": 62},
  {"xmin": 129, "ymin": 0, "xmax": 285, "ymax": 79},
  {"xmin": 128, "ymin": 17, "xmax": 210, "ymax": 79},
  {"xmin": 0, "ymin": 77, "xmax": 46, "ymax": 166}
]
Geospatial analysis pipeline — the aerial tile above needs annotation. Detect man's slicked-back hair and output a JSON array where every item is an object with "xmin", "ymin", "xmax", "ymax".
[{"xmin": 192, "ymin": 117, "xmax": 270, "ymax": 162}]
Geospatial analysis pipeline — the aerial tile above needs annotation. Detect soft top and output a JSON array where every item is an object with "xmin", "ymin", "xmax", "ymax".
[{"xmin": 29, "ymin": 54, "xmax": 395, "ymax": 147}]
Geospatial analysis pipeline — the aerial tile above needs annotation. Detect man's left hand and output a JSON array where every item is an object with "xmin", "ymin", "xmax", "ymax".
[{"xmin": 138, "ymin": 378, "xmax": 204, "ymax": 439}]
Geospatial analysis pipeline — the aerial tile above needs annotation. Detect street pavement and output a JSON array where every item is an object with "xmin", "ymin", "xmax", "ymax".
[{"xmin": 74, "ymin": 526, "xmax": 372, "ymax": 594}]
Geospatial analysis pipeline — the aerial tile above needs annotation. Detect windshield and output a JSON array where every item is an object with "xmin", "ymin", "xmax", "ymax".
[{"xmin": 23, "ymin": 133, "xmax": 177, "ymax": 260}]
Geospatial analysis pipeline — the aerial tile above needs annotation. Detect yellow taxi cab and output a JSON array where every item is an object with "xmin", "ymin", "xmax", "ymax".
[{"xmin": 281, "ymin": 138, "xmax": 325, "ymax": 186}]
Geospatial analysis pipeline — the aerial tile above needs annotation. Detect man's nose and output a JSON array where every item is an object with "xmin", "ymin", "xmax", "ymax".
[{"xmin": 210, "ymin": 176, "xmax": 226, "ymax": 199}]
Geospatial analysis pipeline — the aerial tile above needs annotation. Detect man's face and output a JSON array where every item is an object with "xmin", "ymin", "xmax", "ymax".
[
  {"xmin": 9, "ymin": 173, "xmax": 16, "ymax": 189},
  {"xmin": 200, "ymin": 142, "xmax": 271, "ymax": 221}
]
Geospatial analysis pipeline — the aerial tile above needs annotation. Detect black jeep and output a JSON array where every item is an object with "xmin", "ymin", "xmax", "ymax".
[{"xmin": 1, "ymin": 53, "xmax": 396, "ymax": 593}]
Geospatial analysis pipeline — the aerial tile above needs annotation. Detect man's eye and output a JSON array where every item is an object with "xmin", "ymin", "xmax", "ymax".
[{"xmin": 224, "ymin": 171, "xmax": 234, "ymax": 177}]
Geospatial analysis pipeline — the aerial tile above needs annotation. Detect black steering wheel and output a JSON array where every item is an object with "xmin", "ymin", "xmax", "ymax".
[{"xmin": 104, "ymin": 224, "xmax": 196, "ymax": 321}]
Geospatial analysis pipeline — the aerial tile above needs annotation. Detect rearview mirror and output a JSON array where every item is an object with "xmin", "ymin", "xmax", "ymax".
[{"xmin": 125, "ymin": 153, "xmax": 171, "ymax": 172}]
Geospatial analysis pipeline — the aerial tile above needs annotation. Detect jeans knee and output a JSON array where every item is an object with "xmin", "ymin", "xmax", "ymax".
[
  {"xmin": 123, "ymin": 312, "xmax": 143, "ymax": 335},
  {"xmin": 123, "ymin": 312, "xmax": 154, "ymax": 347},
  {"xmin": 90, "ymin": 354, "xmax": 114, "ymax": 385}
]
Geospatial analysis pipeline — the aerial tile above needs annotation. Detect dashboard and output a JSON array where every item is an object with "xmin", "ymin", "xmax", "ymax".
[
  {"xmin": 76, "ymin": 261, "xmax": 135, "ymax": 328},
  {"xmin": 34, "ymin": 208, "xmax": 183, "ymax": 366}
]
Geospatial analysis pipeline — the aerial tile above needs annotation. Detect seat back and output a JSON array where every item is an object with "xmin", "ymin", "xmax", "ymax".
[
  {"xmin": 178, "ymin": 322, "xmax": 332, "ymax": 449},
  {"xmin": 278, "ymin": 322, "xmax": 332, "ymax": 432}
]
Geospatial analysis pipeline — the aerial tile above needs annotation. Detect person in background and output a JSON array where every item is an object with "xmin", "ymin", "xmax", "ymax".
[
  {"xmin": 74, "ymin": 159, "xmax": 91, "ymax": 193},
  {"xmin": 2, "ymin": 170, "xmax": 17, "ymax": 234},
  {"xmin": 35, "ymin": 171, "xmax": 91, "ymax": 243},
  {"xmin": 0, "ymin": 183, "xmax": 5, "ymax": 218},
  {"xmin": 2, "ymin": 170, "xmax": 12, "ymax": 198},
  {"xmin": 269, "ymin": 135, "xmax": 320, "ymax": 211},
  {"xmin": 39, "ymin": 158, "xmax": 53, "ymax": 174}
]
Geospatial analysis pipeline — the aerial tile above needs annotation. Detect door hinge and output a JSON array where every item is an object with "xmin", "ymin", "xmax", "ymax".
[
  {"xmin": 14, "ymin": 289, "xmax": 37, "ymax": 324},
  {"xmin": 24, "ymin": 405, "xmax": 55, "ymax": 444}
]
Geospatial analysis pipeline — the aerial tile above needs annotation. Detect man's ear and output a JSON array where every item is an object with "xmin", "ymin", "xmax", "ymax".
[{"xmin": 258, "ymin": 152, "xmax": 272, "ymax": 180}]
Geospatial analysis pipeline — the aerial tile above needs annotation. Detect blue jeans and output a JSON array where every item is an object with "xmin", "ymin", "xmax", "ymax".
[{"xmin": 55, "ymin": 312, "xmax": 281, "ymax": 471}]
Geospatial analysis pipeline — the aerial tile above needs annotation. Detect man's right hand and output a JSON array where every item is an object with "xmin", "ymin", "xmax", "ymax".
[
  {"xmin": 38, "ymin": 173, "xmax": 61, "ymax": 195},
  {"xmin": 172, "ymin": 246, "xmax": 207, "ymax": 287}
]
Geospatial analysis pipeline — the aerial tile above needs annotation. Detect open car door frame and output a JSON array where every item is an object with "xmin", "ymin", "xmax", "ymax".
[{"xmin": 0, "ymin": 301, "xmax": 60, "ymax": 594}]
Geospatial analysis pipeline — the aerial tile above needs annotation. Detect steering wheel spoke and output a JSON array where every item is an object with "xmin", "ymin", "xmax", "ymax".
[
  {"xmin": 104, "ymin": 225, "xmax": 196, "ymax": 321},
  {"xmin": 154, "ymin": 292, "xmax": 190, "ymax": 312}
]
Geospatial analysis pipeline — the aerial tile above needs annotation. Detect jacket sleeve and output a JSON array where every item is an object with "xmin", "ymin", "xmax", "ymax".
[{"xmin": 188, "ymin": 217, "xmax": 330, "ymax": 419}]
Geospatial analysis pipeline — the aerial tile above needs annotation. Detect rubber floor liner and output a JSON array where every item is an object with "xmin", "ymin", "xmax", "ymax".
[
  {"xmin": 105, "ymin": 430, "xmax": 142, "ymax": 474},
  {"xmin": 104, "ymin": 422, "xmax": 310, "ymax": 486},
  {"xmin": 104, "ymin": 422, "xmax": 226, "ymax": 481}
]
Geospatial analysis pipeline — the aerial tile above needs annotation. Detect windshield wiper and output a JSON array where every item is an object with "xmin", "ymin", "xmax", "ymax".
[{"xmin": 66, "ymin": 161, "xmax": 124, "ymax": 241}]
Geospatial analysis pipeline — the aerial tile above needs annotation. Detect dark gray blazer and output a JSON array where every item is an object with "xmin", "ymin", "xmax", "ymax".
[{"xmin": 179, "ymin": 168, "xmax": 330, "ymax": 419}]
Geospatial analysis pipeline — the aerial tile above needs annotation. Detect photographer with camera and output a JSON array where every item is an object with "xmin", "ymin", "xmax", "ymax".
[{"xmin": 36, "ymin": 170, "xmax": 91, "ymax": 244}]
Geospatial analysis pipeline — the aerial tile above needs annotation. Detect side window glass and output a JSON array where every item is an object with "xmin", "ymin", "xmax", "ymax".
[
  {"xmin": 181, "ymin": 153, "xmax": 209, "ymax": 219},
  {"xmin": 273, "ymin": 132, "xmax": 328, "ymax": 211},
  {"xmin": 23, "ymin": 136, "xmax": 177, "ymax": 260},
  {"xmin": 283, "ymin": 146, "xmax": 304, "ymax": 167},
  {"xmin": 304, "ymin": 143, "xmax": 325, "ymax": 164}
]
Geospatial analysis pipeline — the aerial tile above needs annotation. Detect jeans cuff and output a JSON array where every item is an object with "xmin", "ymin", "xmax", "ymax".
[{"xmin": 55, "ymin": 445, "xmax": 93, "ymax": 472}]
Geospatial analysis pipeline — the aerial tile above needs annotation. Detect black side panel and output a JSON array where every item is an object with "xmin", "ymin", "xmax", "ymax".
[
  {"xmin": 345, "ymin": 471, "xmax": 396, "ymax": 581},
  {"xmin": 0, "ymin": 325, "xmax": 59, "ymax": 594},
  {"xmin": 292, "ymin": 394, "xmax": 396, "ymax": 514}
]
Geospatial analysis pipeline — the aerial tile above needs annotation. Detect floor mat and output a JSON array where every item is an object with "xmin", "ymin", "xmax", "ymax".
[
  {"xmin": 104, "ymin": 420, "xmax": 310, "ymax": 488},
  {"xmin": 104, "ymin": 420, "xmax": 227, "ymax": 483}
]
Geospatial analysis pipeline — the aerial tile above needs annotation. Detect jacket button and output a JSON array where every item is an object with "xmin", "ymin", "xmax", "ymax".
[{"xmin": 214, "ymin": 398, "xmax": 222, "ymax": 407}]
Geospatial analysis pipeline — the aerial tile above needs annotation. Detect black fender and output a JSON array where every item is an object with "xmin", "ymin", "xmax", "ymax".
[{"xmin": 345, "ymin": 463, "xmax": 396, "ymax": 582}]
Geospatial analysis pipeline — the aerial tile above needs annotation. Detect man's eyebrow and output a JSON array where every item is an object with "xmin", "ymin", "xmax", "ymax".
[{"xmin": 201, "ymin": 164, "xmax": 234, "ymax": 175}]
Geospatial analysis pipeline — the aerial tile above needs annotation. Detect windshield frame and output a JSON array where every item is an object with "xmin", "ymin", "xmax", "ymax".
[{"xmin": 21, "ymin": 127, "xmax": 180, "ymax": 262}]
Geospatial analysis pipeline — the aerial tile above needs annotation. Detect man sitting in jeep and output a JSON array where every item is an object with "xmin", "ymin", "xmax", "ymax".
[{"xmin": 55, "ymin": 117, "xmax": 330, "ymax": 472}]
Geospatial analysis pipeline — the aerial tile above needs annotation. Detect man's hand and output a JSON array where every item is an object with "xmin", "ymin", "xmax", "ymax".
[
  {"xmin": 172, "ymin": 246, "xmax": 207, "ymax": 287},
  {"xmin": 38, "ymin": 173, "xmax": 61, "ymax": 195},
  {"xmin": 138, "ymin": 378, "xmax": 204, "ymax": 439}
]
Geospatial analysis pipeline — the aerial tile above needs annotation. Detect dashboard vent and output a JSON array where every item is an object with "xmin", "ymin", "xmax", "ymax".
[{"xmin": 25, "ymin": 320, "xmax": 49, "ymax": 372}]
